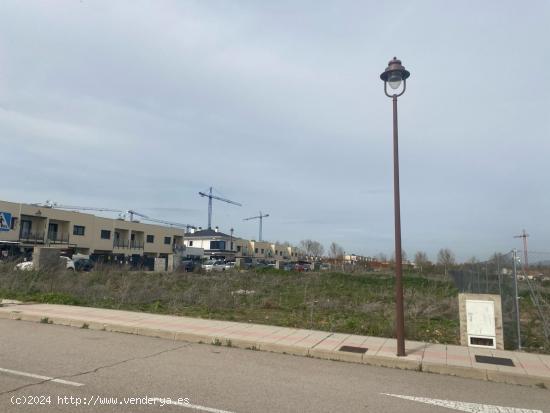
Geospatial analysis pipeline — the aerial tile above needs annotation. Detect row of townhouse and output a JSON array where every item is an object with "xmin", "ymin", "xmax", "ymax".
[
  {"xmin": 0, "ymin": 199, "xmax": 187, "ymax": 261},
  {"xmin": 0, "ymin": 199, "xmax": 303, "ymax": 263},
  {"xmin": 182, "ymin": 227, "xmax": 303, "ymax": 261}
]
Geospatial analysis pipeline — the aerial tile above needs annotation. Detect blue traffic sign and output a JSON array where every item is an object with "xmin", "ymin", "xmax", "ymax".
[{"xmin": 0, "ymin": 212, "xmax": 12, "ymax": 232}]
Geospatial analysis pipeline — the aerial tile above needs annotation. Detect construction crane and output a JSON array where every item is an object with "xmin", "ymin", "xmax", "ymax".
[
  {"xmin": 38, "ymin": 201, "xmax": 195, "ymax": 230},
  {"xmin": 125, "ymin": 210, "xmax": 195, "ymax": 230},
  {"xmin": 198, "ymin": 187, "xmax": 242, "ymax": 229},
  {"xmin": 514, "ymin": 229, "xmax": 530, "ymax": 272},
  {"xmin": 244, "ymin": 211, "xmax": 270, "ymax": 241},
  {"xmin": 37, "ymin": 201, "xmax": 123, "ymax": 213}
]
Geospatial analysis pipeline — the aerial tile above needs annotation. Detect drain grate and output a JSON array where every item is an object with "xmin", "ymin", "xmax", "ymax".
[
  {"xmin": 475, "ymin": 355, "xmax": 515, "ymax": 367},
  {"xmin": 339, "ymin": 346, "xmax": 368, "ymax": 354}
]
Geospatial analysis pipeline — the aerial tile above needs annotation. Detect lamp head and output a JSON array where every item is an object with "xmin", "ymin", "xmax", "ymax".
[{"xmin": 380, "ymin": 57, "xmax": 410, "ymax": 90}]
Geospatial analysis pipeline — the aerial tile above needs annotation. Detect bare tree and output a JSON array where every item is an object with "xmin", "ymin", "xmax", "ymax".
[
  {"xmin": 414, "ymin": 251, "xmax": 430, "ymax": 273},
  {"xmin": 390, "ymin": 250, "xmax": 407, "ymax": 263},
  {"xmin": 437, "ymin": 248, "xmax": 456, "ymax": 276},
  {"xmin": 329, "ymin": 242, "xmax": 345, "ymax": 259},
  {"xmin": 376, "ymin": 253, "xmax": 388, "ymax": 262},
  {"xmin": 300, "ymin": 239, "xmax": 325, "ymax": 258}
]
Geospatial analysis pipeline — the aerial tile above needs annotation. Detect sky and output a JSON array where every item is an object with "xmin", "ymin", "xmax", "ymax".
[{"xmin": 1, "ymin": 1, "xmax": 549, "ymax": 262}]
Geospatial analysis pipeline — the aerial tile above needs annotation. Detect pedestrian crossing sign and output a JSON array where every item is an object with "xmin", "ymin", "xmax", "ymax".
[{"xmin": 0, "ymin": 212, "xmax": 12, "ymax": 232}]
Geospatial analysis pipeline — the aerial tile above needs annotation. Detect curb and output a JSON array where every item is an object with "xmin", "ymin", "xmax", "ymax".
[{"xmin": 1, "ymin": 309, "xmax": 548, "ymax": 390}]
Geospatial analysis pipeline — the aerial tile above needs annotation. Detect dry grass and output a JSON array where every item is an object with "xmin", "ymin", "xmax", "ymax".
[{"xmin": 0, "ymin": 262, "xmax": 464, "ymax": 345}]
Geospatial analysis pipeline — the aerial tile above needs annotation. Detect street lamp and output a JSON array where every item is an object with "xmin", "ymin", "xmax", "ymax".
[{"xmin": 380, "ymin": 57, "xmax": 410, "ymax": 357}]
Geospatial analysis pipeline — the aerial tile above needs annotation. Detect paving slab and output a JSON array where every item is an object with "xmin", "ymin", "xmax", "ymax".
[
  {"xmin": 260, "ymin": 329, "xmax": 321, "ymax": 356},
  {"xmin": 309, "ymin": 333, "xmax": 351, "ymax": 360},
  {"xmin": 422, "ymin": 343, "xmax": 447, "ymax": 364},
  {"xmin": 1, "ymin": 303, "xmax": 549, "ymax": 390}
]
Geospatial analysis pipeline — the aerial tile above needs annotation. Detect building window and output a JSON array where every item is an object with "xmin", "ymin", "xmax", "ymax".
[
  {"xmin": 255, "ymin": 248, "xmax": 258, "ymax": 253},
  {"xmin": 237, "ymin": 246, "xmax": 241, "ymax": 252},
  {"xmin": 189, "ymin": 241, "xmax": 193, "ymax": 246},
  {"xmin": 210, "ymin": 240, "xmax": 226, "ymax": 250},
  {"xmin": 73, "ymin": 225, "xmax": 85, "ymax": 236},
  {"xmin": 146, "ymin": 235, "xmax": 154, "ymax": 243},
  {"xmin": 164, "ymin": 236, "xmax": 171, "ymax": 245},
  {"xmin": 10, "ymin": 217, "xmax": 17, "ymax": 230},
  {"xmin": 100, "ymin": 230, "xmax": 111, "ymax": 240},
  {"xmin": 261, "ymin": 249, "xmax": 264, "ymax": 254}
]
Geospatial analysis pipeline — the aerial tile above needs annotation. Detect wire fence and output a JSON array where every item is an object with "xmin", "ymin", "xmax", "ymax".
[{"xmin": 449, "ymin": 250, "xmax": 550, "ymax": 352}]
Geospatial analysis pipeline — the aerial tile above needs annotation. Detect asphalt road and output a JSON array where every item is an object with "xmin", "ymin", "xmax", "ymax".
[{"xmin": 0, "ymin": 318, "xmax": 548, "ymax": 413}]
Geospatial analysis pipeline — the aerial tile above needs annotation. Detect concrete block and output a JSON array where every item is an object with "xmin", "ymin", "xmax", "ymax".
[
  {"xmin": 136, "ymin": 327, "xmax": 176, "ymax": 340},
  {"xmin": 32, "ymin": 247, "xmax": 63, "ymax": 271},
  {"xmin": 0, "ymin": 310, "xmax": 14, "ymax": 320},
  {"xmin": 258, "ymin": 342, "xmax": 310, "ymax": 356},
  {"xmin": 154, "ymin": 258, "xmax": 167, "ymax": 272},
  {"xmin": 222, "ymin": 337, "xmax": 259, "ymax": 350},
  {"xmin": 166, "ymin": 254, "xmax": 176, "ymax": 273},
  {"xmin": 104, "ymin": 324, "xmax": 139, "ymax": 335},
  {"xmin": 18, "ymin": 313, "xmax": 45, "ymax": 323},
  {"xmin": 363, "ymin": 355, "xmax": 421, "ymax": 371},
  {"xmin": 421, "ymin": 362, "xmax": 488, "ymax": 380},
  {"xmin": 485, "ymin": 369, "xmax": 550, "ymax": 387},
  {"xmin": 174, "ymin": 331, "xmax": 213, "ymax": 344}
]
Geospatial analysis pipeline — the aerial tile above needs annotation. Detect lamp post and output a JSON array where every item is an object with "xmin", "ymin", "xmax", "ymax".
[{"xmin": 380, "ymin": 57, "xmax": 410, "ymax": 357}]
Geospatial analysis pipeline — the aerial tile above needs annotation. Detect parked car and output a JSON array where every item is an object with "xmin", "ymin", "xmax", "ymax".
[
  {"xmin": 320, "ymin": 263, "xmax": 330, "ymax": 271},
  {"xmin": 179, "ymin": 260, "xmax": 197, "ymax": 272},
  {"xmin": 212, "ymin": 260, "xmax": 228, "ymax": 272},
  {"xmin": 201, "ymin": 260, "xmax": 216, "ymax": 272},
  {"xmin": 14, "ymin": 261, "xmax": 33, "ymax": 271},
  {"xmin": 240, "ymin": 258, "xmax": 254, "ymax": 269},
  {"xmin": 294, "ymin": 261, "xmax": 310, "ymax": 272},
  {"xmin": 74, "ymin": 258, "xmax": 94, "ymax": 272},
  {"xmin": 224, "ymin": 261, "xmax": 235, "ymax": 270},
  {"xmin": 283, "ymin": 262, "xmax": 295, "ymax": 272},
  {"xmin": 254, "ymin": 260, "xmax": 269, "ymax": 270},
  {"xmin": 15, "ymin": 256, "xmax": 75, "ymax": 271}
]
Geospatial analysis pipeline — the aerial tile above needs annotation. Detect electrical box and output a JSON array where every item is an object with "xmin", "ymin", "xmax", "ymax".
[
  {"xmin": 466, "ymin": 300, "xmax": 496, "ymax": 348},
  {"xmin": 458, "ymin": 294, "xmax": 503, "ymax": 350}
]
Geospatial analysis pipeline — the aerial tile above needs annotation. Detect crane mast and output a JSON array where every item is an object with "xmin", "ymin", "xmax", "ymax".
[
  {"xmin": 198, "ymin": 187, "xmax": 242, "ymax": 229},
  {"xmin": 244, "ymin": 211, "xmax": 270, "ymax": 241}
]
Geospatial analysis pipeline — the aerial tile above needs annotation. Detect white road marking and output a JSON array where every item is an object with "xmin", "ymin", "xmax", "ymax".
[
  {"xmin": 151, "ymin": 398, "xmax": 236, "ymax": 413},
  {"xmin": 382, "ymin": 393, "xmax": 543, "ymax": 413},
  {"xmin": 0, "ymin": 367, "xmax": 84, "ymax": 387}
]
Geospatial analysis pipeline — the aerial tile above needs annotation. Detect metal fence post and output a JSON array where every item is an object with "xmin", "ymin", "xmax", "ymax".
[{"xmin": 512, "ymin": 249, "xmax": 522, "ymax": 350}]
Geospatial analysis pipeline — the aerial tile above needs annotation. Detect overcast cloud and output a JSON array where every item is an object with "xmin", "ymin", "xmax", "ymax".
[{"xmin": 1, "ymin": 0, "xmax": 549, "ymax": 261}]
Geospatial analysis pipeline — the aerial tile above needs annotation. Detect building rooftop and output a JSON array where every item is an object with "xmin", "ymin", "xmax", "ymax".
[{"xmin": 184, "ymin": 228, "xmax": 232, "ymax": 238}]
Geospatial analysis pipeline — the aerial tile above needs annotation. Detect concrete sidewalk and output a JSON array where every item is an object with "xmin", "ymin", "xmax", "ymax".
[{"xmin": 1, "ymin": 302, "xmax": 549, "ymax": 389}]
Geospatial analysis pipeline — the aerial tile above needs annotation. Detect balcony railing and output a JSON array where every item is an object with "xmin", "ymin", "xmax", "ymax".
[
  {"xmin": 47, "ymin": 232, "xmax": 70, "ymax": 244},
  {"xmin": 113, "ymin": 239, "xmax": 129, "ymax": 248},
  {"xmin": 19, "ymin": 232, "xmax": 45, "ymax": 243},
  {"xmin": 131, "ymin": 240, "xmax": 144, "ymax": 249},
  {"xmin": 113, "ymin": 239, "xmax": 144, "ymax": 249}
]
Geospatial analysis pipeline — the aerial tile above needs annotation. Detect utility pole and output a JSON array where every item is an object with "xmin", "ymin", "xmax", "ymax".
[
  {"xmin": 514, "ymin": 229, "xmax": 529, "ymax": 273},
  {"xmin": 512, "ymin": 249, "xmax": 522, "ymax": 350}
]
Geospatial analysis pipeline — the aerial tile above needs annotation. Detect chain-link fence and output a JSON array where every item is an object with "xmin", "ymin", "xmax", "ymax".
[{"xmin": 449, "ymin": 251, "xmax": 550, "ymax": 352}]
